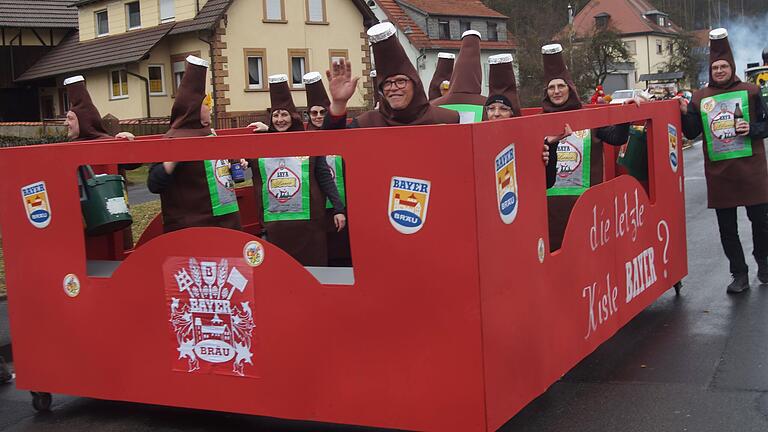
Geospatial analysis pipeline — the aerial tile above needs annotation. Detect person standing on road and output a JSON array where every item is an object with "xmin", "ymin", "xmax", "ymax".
[{"xmin": 679, "ymin": 28, "xmax": 768, "ymax": 294}]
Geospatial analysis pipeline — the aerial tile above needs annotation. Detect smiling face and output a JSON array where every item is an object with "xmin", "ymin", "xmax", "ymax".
[
  {"xmin": 309, "ymin": 105, "xmax": 326, "ymax": 128},
  {"xmin": 271, "ymin": 109, "xmax": 292, "ymax": 132},
  {"xmin": 64, "ymin": 111, "xmax": 79, "ymax": 139},
  {"xmin": 711, "ymin": 60, "xmax": 733, "ymax": 85},
  {"xmin": 382, "ymin": 74, "xmax": 414, "ymax": 110},
  {"xmin": 547, "ymin": 79, "xmax": 570, "ymax": 107}
]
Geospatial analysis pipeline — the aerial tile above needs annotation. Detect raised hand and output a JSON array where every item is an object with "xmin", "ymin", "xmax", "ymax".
[{"xmin": 326, "ymin": 58, "xmax": 360, "ymax": 116}]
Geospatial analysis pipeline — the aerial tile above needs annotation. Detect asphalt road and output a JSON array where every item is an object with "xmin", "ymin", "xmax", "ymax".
[{"xmin": 2, "ymin": 142, "xmax": 768, "ymax": 431}]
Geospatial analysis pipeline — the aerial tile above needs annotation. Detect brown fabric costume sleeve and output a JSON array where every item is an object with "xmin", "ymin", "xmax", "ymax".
[
  {"xmin": 147, "ymin": 162, "xmax": 173, "ymax": 194},
  {"xmin": 681, "ymin": 104, "xmax": 703, "ymax": 140},
  {"xmin": 313, "ymin": 156, "xmax": 345, "ymax": 214},
  {"xmin": 595, "ymin": 123, "xmax": 631, "ymax": 146},
  {"xmin": 546, "ymin": 140, "xmax": 558, "ymax": 189}
]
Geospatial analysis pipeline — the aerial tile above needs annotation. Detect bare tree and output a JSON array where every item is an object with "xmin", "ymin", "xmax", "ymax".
[
  {"xmin": 570, "ymin": 26, "xmax": 633, "ymax": 90},
  {"xmin": 660, "ymin": 31, "xmax": 706, "ymax": 88}
]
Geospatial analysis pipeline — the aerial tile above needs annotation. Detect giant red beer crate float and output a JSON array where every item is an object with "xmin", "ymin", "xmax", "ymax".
[{"xmin": 0, "ymin": 100, "xmax": 687, "ymax": 431}]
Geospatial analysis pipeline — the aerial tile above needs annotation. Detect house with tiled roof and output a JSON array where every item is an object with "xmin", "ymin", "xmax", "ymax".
[
  {"xmin": 18, "ymin": 0, "xmax": 377, "ymax": 125},
  {"xmin": 0, "ymin": 0, "xmax": 78, "ymax": 121},
  {"xmin": 561, "ymin": 0, "xmax": 682, "ymax": 92},
  {"xmin": 369, "ymin": 0, "xmax": 516, "ymax": 95}
]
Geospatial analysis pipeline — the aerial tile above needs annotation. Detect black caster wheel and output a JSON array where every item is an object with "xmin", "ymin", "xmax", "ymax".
[
  {"xmin": 31, "ymin": 391, "xmax": 52, "ymax": 412},
  {"xmin": 673, "ymin": 281, "xmax": 683, "ymax": 295}
]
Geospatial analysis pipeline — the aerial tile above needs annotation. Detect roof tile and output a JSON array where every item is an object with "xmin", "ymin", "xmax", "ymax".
[
  {"xmin": 399, "ymin": 0, "xmax": 507, "ymax": 19},
  {"xmin": 17, "ymin": 23, "xmax": 174, "ymax": 81},
  {"xmin": 567, "ymin": 0, "xmax": 681, "ymax": 37},
  {"xmin": 0, "ymin": 0, "xmax": 78, "ymax": 28}
]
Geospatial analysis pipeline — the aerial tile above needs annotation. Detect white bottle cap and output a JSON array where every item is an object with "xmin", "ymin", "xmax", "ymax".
[
  {"xmin": 489, "ymin": 53, "xmax": 514, "ymax": 64},
  {"xmin": 370, "ymin": 70, "xmax": 377, "ymax": 78},
  {"xmin": 268, "ymin": 74, "xmax": 289, "ymax": 84},
  {"xmin": 186, "ymin": 55, "xmax": 209, "ymax": 68},
  {"xmin": 709, "ymin": 28, "xmax": 728, "ymax": 40},
  {"xmin": 462, "ymin": 30, "xmax": 481, "ymax": 39},
  {"xmin": 63, "ymin": 75, "xmax": 85, "ymax": 86},
  {"xmin": 542, "ymin": 43, "xmax": 563, "ymax": 55},
  {"xmin": 367, "ymin": 22, "xmax": 397, "ymax": 44},
  {"xmin": 438, "ymin": 52, "xmax": 456, "ymax": 59},
  {"xmin": 302, "ymin": 71, "xmax": 322, "ymax": 85}
]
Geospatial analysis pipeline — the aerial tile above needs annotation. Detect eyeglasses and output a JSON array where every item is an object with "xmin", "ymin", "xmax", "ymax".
[
  {"xmin": 310, "ymin": 109, "xmax": 327, "ymax": 117},
  {"xmin": 381, "ymin": 77, "xmax": 410, "ymax": 91},
  {"xmin": 711, "ymin": 64, "xmax": 731, "ymax": 72}
]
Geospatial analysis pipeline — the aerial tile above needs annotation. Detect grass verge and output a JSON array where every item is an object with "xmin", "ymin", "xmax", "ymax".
[{"xmin": 130, "ymin": 199, "xmax": 162, "ymax": 244}]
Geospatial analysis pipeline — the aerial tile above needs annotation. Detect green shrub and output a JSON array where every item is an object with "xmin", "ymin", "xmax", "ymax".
[{"xmin": 0, "ymin": 135, "xmax": 68, "ymax": 147}]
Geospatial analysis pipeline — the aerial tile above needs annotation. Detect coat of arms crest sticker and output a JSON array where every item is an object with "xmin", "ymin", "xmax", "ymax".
[{"xmin": 163, "ymin": 257, "xmax": 258, "ymax": 377}]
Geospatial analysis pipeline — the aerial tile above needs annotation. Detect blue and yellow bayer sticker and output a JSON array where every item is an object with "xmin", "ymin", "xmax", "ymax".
[
  {"xmin": 495, "ymin": 144, "xmax": 518, "ymax": 224},
  {"xmin": 668, "ymin": 123, "xmax": 679, "ymax": 173},
  {"xmin": 21, "ymin": 181, "xmax": 51, "ymax": 229},
  {"xmin": 388, "ymin": 176, "xmax": 431, "ymax": 235}
]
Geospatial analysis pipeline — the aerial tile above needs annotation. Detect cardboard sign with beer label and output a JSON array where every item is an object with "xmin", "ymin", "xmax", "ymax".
[
  {"xmin": 164, "ymin": 257, "xmax": 258, "ymax": 378},
  {"xmin": 21, "ymin": 181, "xmax": 52, "ymax": 229},
  {"xmin": 439, "ymin": 104, "xmax": 484, "ymax": 124},
  {"xmin": 700, "ymin": 90, "xmax": 752, "ymax": 161},
  {"xmin": 668, "ymin": 123, "xmax": 679, "ymax": 172},
  {"xmin": 204, "ymin": 160, "xmax": 238, "ymax": 216},
  {"xmin": 388, "ymin": 176, "xmax": 431, "ymax": 235},
  {"xmin": 259, "ymin": 157, "xmax": 310, "ymax": 222},
  {"xmin": 548, "ymin": 129, "xmax": 592, "ymax": 197},
  {"xmin": 495, "ymin": 144, "xmax": 519, "ymax": 224}
]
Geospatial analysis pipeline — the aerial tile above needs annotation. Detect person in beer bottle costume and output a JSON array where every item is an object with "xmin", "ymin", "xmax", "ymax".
[
  {"xmin": 432, "ymin": 30, "xmax": 488, "ymax": 123},
  {"xmin": 427, "ymin": 52, "xmax": 455, "ymax": 101},
  {"xmin": 147, "ymin": 55, "xmax": 242, "ymax": 233},
  {"xmin": 251, "ymin": 74, "xmax": 346, "ymax": 266},
  {"xmin": 679, "ymin": 28, "xmax": 768, "ymax": 294},
  {"xmin": 303, "ymin": 71, "xmax": 352, "ymax": 267},
  {"xmin": 324, "ymin": 22, "xmax": 458, "ymax": 129},
  {"xmin": 542, "ymin": 44, "xmax": 631, "ymax": 251},
  {"xmin": 484, "ymin": 53, "xmax": 557, "ymax": 189}
]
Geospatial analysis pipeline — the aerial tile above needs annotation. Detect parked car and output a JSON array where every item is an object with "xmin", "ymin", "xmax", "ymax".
[{"xmin": 609, "ymin": 89, "xmax": 643, "ymax": 104}]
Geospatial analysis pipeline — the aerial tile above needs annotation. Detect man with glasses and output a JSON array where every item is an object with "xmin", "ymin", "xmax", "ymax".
[
  {"xmin": 679, "ymin": 28, "xmax": 768, "ymax": 293},
  {"xmin": 323, "ymin": 22, "xmax": 458, "ymax": 129}
]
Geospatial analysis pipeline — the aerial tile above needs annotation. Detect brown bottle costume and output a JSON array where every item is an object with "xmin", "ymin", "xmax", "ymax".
[
  {"xmin": 303, "ymin": 71, "xmax": 352, "ymax": 266},
  {"xmin": 428, "ymin": 53, "xmax": 455, "ymax": 101},
  {"xmin": 324, "ymin": 22, "xmax": 458, "ymax": 129},
  {"xmin": 542, "ymin": 44, "xmax": 630, "ymax": 251},
  {"xmin": 487, "ymin": 53, "xmax": 522, "ymax": 118},
  {"xmin": 432, "ymin": 30, "xmax": 488, "ymax": 122},
  {"xmin": 64, "ymin": 76, "xmax": 113, "ymax": 141},
  {"xmin": 681, "ymin": 29, "xmax": 768, "ymax": 278},
  {"xmin": 252, "ymin": 74, "xmax": 344, "ymax": 266},
  {"xmin": 147, "ymin": 56, "xmax": 241, "ymax": 233}
]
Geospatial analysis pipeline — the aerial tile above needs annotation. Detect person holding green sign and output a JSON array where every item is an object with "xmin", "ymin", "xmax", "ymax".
[
  {"xmin": 541, "ymin": 44, "xmax": 632, "ymax": 251},
  {"xmin": 250, "ymin": 74, "xmax": 346, "ymax": 266},
  {"xmin": 432, "ymin": 30, "xmax": 488, "ymax": 123},
  {"xmin": 679, "ymin": 28, "xmax": 768, "ymax": 294}
]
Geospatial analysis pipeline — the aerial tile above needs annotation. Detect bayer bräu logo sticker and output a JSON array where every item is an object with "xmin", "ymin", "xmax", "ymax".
[
  {"xmin": 495, "ymin": 144, "xmax": 519, "ymax": 224},
  {"xmin": 21, "ymin": 181, "xmax": 52, "ymax": 229},
  {"xmin": 668, "ymin": 123, "xmax": 679, "ymax": 172},
  {"xmin": 388, "ymin": 176, "xmax": 431, "ymax": 235}
]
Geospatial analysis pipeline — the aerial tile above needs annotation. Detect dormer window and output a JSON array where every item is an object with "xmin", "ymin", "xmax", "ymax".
[
  {"xmin": 438, "ymin": 20, "xmax": 450, "ymax": 39},
  {"xmin": 659, "ymin": 16, "xmax": 665, "ymax": 26},
  {"xmin": 95, "ymin": 9, "xmax": 108, "ymax": 37},
  {"xmin": 594, "ymin": 12, "xmax": 610, "ymax": 29}
]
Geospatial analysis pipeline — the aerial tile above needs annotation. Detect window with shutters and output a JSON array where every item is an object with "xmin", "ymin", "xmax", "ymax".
[
  {"xmin": 244, "ymin": 49, "xmax": 267, "ymax": 91},
  {"xmin": 264, "ymin": 0, "xmax": 286, "ymax": 22},
  {"xmin": 160, "ymin": 0, "xmax": 175, "ymax": 23},
  {"xmin": 110, "ymin": 69, "xmax": 128, "ymax": 99},
  {"xmin": 288, "ymin": 49, "xmax": 308, "ymax": 88},
  {"xmin": 148, "ymin": 65, "xmax": 166, "ymax": 96},
  {"xmin": 306, "ymin": 0, "xmax": 327, "ymax": 24}
]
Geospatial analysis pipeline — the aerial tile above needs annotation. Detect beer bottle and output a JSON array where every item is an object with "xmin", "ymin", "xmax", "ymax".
[{"xmin": 734, "ymin": 103, "xmax": 744, "ymax": 136}]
